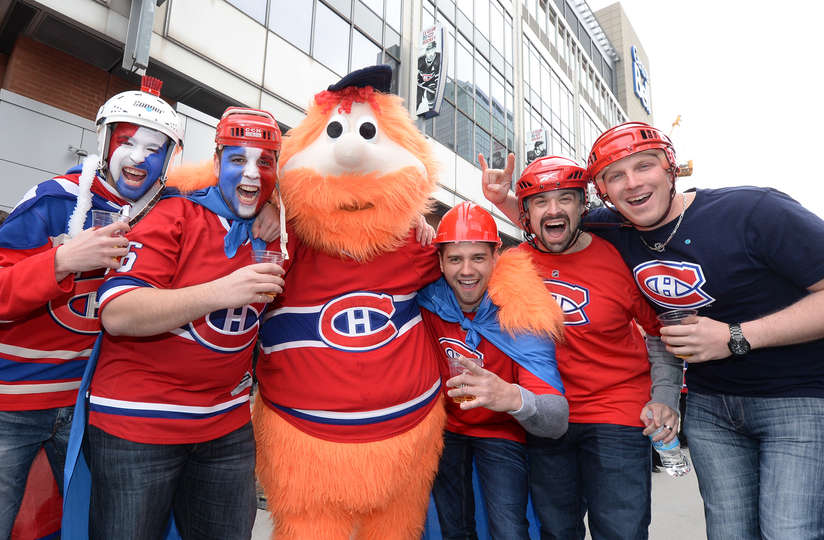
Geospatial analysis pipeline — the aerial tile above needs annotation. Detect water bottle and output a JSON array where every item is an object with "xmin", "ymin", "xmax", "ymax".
[{"xmin": 650, "ymin": 427, "xmax": 691, "ymax": 478}]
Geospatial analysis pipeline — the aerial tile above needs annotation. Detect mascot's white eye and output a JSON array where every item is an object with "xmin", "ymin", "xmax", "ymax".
[
  {"xmin": 326, "ymin": 114, "xmax": 349, "ymax": 139},
  {"xmin": 356, "ymin": 115, "xmax": 378, "ymax": 142}
]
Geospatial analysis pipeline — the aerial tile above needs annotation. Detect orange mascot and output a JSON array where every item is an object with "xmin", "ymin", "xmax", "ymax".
[{"xmin": 253, "ymin": 65, "xmax": 446, "ymax": 539}]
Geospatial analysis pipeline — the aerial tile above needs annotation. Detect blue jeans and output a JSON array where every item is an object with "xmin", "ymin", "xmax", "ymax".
[
  {"xmin": 432, "ymin": 430, "xmax": 529, "ymax": 539},
  {"xmin": 85, "ymin": 422, "xmax": 256, "ymax": 540},
  {"xmin": 685, "ymin": 391, "xmax": 824, "ymax": 540},
  {"xmin": 0, "ymin": 406, "xmax": 73, "ymax": 539},
  {"xmin": 527, "ymin": 422, "xmax": 651, "ymax": 540}
]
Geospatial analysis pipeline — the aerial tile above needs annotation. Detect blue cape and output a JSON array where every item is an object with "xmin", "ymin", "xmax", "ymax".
[
  {"xmin": 171, "ymin": 185, "xmax": 265, "ymax": 258},
  {"xmin": 417, "ymin": 277, "xmax": 564, "ymax": 393}
]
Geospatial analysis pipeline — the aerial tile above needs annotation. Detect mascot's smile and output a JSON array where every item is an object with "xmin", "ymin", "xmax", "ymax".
[{"xmin": 339, "ymin": 201, "xmax": 375, "ymax": 211}]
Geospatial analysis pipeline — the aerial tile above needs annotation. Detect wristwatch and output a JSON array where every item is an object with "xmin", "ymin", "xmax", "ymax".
[{"xmin": 727, "ymin": 323, "xmax": 751, "ymax": 356}]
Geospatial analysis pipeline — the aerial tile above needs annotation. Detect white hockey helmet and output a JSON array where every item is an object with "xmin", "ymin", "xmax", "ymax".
[{"xmin": 95, "ymin": 76, "xmax": 184, "ymax": 180}]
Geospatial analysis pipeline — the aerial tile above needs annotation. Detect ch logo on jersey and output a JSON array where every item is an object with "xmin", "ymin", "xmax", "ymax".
[
  {"xmin": 319, "ymin": 292, "xmax": 398, "ymax": 351},
  {"xmin": 438, "ymin": 338, "xmax": 483, "ymax": 361},
  {"xmin": 633, "ymin": 260, "xmax": 715, "ymax": 310},
  {"xmin": 544, "ymin": 279, "xmax": 590, "ymax": 326},
  {"xmin": 187, "ymin": 305, "xmax": 262, "ymax": 353},
  {"xmin": 48, "ymin": 276, "xmax": 105, "ymax": 334}
]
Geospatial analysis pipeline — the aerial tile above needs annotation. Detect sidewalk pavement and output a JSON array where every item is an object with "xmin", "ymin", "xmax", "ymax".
[{"xmin": 251, "ymin": 449, "xmax": 707, "ymax": 539}]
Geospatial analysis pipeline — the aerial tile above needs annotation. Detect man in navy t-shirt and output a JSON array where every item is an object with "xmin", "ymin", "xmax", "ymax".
[{"xmin": 481, "ymin": 123, "xmax": 824, "ymax": 540}]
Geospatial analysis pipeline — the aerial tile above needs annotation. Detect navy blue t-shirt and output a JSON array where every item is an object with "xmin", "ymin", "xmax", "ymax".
[{"xmin": 586, "ymin": 187, "xmax": 824, "ymax": 398}]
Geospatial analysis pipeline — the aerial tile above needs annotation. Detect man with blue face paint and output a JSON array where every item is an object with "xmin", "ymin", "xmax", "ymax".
[
  {"xmin": 0, "ymin": 76, "xmax": 183, "ymax": 537},
  {"xmin": 65, "ymin": 107, "xmax": 285, "ymax": 539}
]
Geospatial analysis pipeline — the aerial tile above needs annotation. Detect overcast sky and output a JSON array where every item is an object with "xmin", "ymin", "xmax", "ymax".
[{"xmin": 587, "ymin": 0, "xmax": 824, "ymax": 218}]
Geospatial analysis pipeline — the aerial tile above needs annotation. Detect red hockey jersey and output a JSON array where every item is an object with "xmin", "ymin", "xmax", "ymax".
[
  {"xmin": 516, "ymin": 237, "xmax": 661, "ymax": 427},
  {"xmin": 421, "ymin": 309, "xmax": 561, "ymax": 442},
  {"xmin": 0, "ymin": 173, "xmax": 126, "ymax": 410},
  {"xmin": 90, "ymin": 197, "xmax": 272, "ymax": 444},
  {"xmin": 257, "ymin": 233, "xmax": 442, "ymax": 443}
]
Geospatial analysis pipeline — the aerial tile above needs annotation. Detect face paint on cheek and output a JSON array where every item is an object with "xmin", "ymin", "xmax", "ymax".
[
  {"xmin": 218, "ymin": 146, "xmax": 249, "ymax": 216},
  {"xmin": 107, "ymin": 123, "xmax": 140, "ymax": 182},
  {"xmin": 256, "ymin": 163, "xmax": 277, "ymax": 213},
  {"xmin": 108, "ymin": 124, "xmax": 170, "ymax": 200}
]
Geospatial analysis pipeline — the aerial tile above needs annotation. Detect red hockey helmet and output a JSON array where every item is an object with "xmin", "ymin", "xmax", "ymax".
[
  {"xmin": 215, "ymin": 107, "xmax": 281, "ymax": 152},
  {"xmin": 515, "ymin": 156, "xmax": 589, "ymax": 236},
  {"xmin": 435, "ymin": 201, "xmax": 501, "ymax": 246},
  {"xmin": 587, "ymin": 122, "xmax": 677, "ymax": 201}
]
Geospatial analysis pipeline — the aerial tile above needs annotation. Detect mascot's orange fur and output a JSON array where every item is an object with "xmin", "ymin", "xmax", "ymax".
[{"xmin": 252, "ymin": 68, "xmax": 447, "ymax": 539}]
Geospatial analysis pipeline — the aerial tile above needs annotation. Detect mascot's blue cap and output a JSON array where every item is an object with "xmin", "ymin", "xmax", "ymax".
[{"xmin": 328, "ymin": 64, "xmax": 392, "ymax": 94}]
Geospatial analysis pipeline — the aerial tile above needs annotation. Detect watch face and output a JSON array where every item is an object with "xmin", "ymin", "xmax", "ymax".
[{"xmin": 729, "ymin": 339, "xmax": 750, "ymax": 355}]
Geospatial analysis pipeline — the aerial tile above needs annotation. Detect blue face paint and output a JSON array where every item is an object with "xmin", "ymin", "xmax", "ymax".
[
  {"xmin": 218, "ymin": 146, "xmax": 248, "ymax": 216},
  {"xmin": 114, "ymin": 140, "xmax": 169, "ymax": 200}
]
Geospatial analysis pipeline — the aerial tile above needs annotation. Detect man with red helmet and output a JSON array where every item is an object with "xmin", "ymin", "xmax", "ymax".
[
  {"xmin": 481, "ymin": 154, "xmax": 682, "ymax": 539},
  {"xmin": 71, "ymin": 107, "xmax": 286, "ymax": 539},
  {"xmin": 483, "ymin": 120, "xmax": 824, "ymax": 538},
  {"xmin": 583, "ymin": 122, "xmax": 824, "ymax": 540},
  {"xmin": 417, "ymin": 201, "xmax": 567, "ymax": 539}
]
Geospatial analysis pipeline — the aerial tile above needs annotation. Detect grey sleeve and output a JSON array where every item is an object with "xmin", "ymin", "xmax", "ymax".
[
  {"xmin": 509, "ymin": 385, "xmax": 569, "ymax": 439},
  {"xmin": 646, "ymin": 335, "xmax": 683, "ymax": 413}
]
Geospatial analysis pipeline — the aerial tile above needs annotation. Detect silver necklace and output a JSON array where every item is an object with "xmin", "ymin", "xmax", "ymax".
[{"xmin": 639, "ymin": 194, "xmax": 686, "ymax": 253}]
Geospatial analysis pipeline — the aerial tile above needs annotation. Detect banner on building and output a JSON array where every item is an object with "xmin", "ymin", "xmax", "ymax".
[
  {"xmin": 416, "ymin": 24, "xmax": 447, "ymax": 118},
  {"xmin": 525, "ymin": 129, "xmax": 547, "ymax": 165},
  {"xmin": 489, "ymin": 139, "xmax": 507, "ymax": 170}
]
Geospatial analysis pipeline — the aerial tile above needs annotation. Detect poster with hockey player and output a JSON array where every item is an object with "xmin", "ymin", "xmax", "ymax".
[
  {"xmin": 525, "ymin": 129, "xmax": 547, "ymax": 165},
  {"xmin": 416, "ymin": 24, "xmax": 447, "ymax": 118}
]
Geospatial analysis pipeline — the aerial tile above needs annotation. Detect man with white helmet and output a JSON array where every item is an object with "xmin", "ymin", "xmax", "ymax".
[{"xmin": 0, "ymin": 76, "xmax": 182, "ymax": 536}]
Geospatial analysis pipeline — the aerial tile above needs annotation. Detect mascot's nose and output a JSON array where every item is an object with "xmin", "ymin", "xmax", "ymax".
[{"xmin": 333, "ymin": 133, "xmax": 367, "ymax": 170}]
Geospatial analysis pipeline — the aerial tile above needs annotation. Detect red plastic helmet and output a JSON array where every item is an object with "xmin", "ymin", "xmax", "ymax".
[
  {"xmin": 435, "ymin": 201, "xmax": 501, "ymax": 246},
  {"xmin": 587, "ymin": 121, "xmax": 677, "ymax": 200},
  {"xmin": 215, "ymin": 107, "xmax": 281, "ymax": 152},
  {"xmin": 515, "ymin": 156, "xmax": 589, "ymax": 236}
]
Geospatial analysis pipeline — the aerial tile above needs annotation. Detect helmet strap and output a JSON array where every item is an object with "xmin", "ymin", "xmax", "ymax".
[{"xmin": 128, "ymin": 180, "xmax": 166, "ymax": 227}]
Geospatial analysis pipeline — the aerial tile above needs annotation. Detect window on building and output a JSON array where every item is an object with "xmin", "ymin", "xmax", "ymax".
[
  {"xmin": 269, "ymin": 0, "xmax": 402, "ymax": 88},
  {"xmin": 314, "ymin": 3, "xmax": 350, "ymax": 75},
  {"xmin": 227, "ymin": 0, "xmax": 267, "ymax": 23},
  {"xmin": 269, "ymin": 0, "xmax": 313, "ymax": 53},
  {"xmin": 425, "ymin": 0, "xmax": 514, "ymax": 165},
  {"xmin": 351, "ymin": 30, "xmax": 382, "ymax": 71}
]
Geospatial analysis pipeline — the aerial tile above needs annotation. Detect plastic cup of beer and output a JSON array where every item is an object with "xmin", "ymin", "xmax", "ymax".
[
  {"xmin": 91, "ymin": 209, "xmax": 126, "ymax": 229},
  {"xmin": 251, "ymin": 249, "xmax": 284, "ymax": 298},
  {"xmin": 448, "ymin": 355, "xmax": 483, "ymax": 403},
  {"xmin": 91, "ymin": 209, "xmax": 128, "ymax": 262},
  {"xmin": 657, "ymin": 309, "xmax": 698, "ymax": 359},
  {"xmin": 657, "ymin": 309, "xmax": 698, "ymax": 326}
]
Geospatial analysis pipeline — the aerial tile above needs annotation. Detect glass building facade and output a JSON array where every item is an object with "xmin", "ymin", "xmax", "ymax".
[
  {"xmin": 230, "ymin": 0, "xmax": 404, "ymax": 92},
  {"xmin": 417, "ymin": 0, "xmax": 626, "ymax": 173},
  {"xmin": 0, "ymin": 0, "xmax": 637, "ymax": 232}
]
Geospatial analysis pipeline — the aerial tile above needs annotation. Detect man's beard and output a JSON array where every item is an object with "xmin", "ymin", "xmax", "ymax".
[{"xmin": 279, "ymin": 165, "xmax": 434, "ymax": 260}]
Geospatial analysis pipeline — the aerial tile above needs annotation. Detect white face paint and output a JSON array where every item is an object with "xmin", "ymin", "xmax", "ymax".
[
  {"xmin": 282, "ymin": 102, "xmax": 425, "ymax": 177},
  {"xmin": 107, "ymin": 126, "xmax": 169, "ymax": 200}
]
